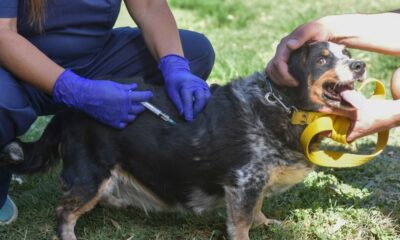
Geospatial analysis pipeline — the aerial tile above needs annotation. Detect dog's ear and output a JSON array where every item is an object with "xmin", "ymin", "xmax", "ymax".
[
  {"xmin": 280, "ymin": 44, "xmax": 312, "ymax": 108},
  {"xmin": 288, "ymin": 44, "xmax": 309, "ymax": 86},
  {"xmin": 209, "ymin": 83, "xmax": 221, "ymax": 94}
]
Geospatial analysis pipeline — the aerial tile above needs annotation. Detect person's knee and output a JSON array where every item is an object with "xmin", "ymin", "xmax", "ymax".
[
  {"xmin": 0, "ymin": 68, "xmax": 37, "ymax": 145},
  {"xmin": 181, "ymin": 30, "xmax": 215, "ymax": 80},
  {"xmin": 194, "ymin": 33, "xmax": 215, "ymax": 79}
]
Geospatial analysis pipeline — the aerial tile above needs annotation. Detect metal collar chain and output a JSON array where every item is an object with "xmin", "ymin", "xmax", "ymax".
[{"xmin": 264, "ymin": 75, "xmax": 298, "ymax": 114}]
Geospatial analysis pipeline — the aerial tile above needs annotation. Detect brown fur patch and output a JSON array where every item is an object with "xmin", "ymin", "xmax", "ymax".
[
  {"xmin": 252, "ymin": 194, "xmax": 275, "ymax": 228},
  {"xmin": 266, "ymin": 163, "xmax": 313, "ymax": 195},
  {"xmin": 322, "ymin": 48, "xmax": 330, "ymax": 57},
  {"xmin": 226, "ymin": 208, "xmax": 252, "ymax": 240},
  {"xmin": 111, "ymin": 165, "xmax": 169, "ymax": 210},
  {"xmin": 308, "ymin": 69, "xmax": 338, "ymax": 106},
  {"xmin": 68, "ymin": 179, "xmax": 112, "ymax": 223},
  {"xmin": 57, "ymin": 179, "xmax": 113, "ymax": 240},
  {"xmin": 224, "ymin": 188, "xmax": 253, "ymax": 240}
]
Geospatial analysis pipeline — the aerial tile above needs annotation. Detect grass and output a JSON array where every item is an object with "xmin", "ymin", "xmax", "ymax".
[{"xmin": 3, "ymin": 0, "xmax": 400, "ymax": 239}]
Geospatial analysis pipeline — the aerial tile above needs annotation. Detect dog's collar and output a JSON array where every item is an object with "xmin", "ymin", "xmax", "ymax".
[
  {"xmin": 263, "ymin": 74, "xmax": 324, "ymax": 124},
  {"xmin": 295, "ymin": 79, "xmax": 389, "ymax": 168},
  {"xmin": 263, "ymin": 74, "xmax": 298, "ymax": 114},
  {"xmin": 262, "ymin": 73, "xmax": 388, "ymax": 168}
]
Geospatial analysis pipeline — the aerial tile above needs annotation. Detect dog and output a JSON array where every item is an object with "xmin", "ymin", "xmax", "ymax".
[{"xmin": 0, "ymin": 41, "xmax": 366, "ymax": 240}]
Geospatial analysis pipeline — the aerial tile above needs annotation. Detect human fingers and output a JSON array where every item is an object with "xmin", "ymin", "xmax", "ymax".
[
  {"xmin": 129, "ymin": 90, "xmax": 153, "ymax": 102},
  {"xmin": 267, "ymin": 29, "xmax": 310, "ymax": 85},
  {"xmin": 288, "ymin": 18, "xmax": 334, "ymax": 47},
  {"xmin": 267, "ymin": 56, "xmax": 298, "ymax": 86},
  {"xmin": 130, "ymin": 104, "xmax": 145, "ymax": 115},
  {"xmin": 267, "ymin": 19, "xmax": 333, "ymax": 86},
  {"xmin": 390, "ymin": 67, "xmax": 400, "ymax": 100},
  {"xmin": 122, "ymin": 113, "xmax": 137, "ymax": 123},
  {"xmin": 123, "ymin": 83, "xmax": 138, "ymax": 91},
  {"xmin": 118, "ymin": 122, "xmax": 128, "ymax": 129},
  {"xmin": 267, "ymin": 38, "xmax": 299, "ymax": 86},
  {"xmin": 193, "ymin": 88, "xmax": 206, "ymax": 118},
  {"xmin": 118, "ymin": 104, "xmax": 141, "ymax": 128},
  {"xmin": 181, "ymin": 87, "xmax": 194, "ymax": 121},
  {"xmin": 346, "ymin": 121, "xmax": 368, "ymax": 143},
  {"xmin": 204, "ymin": 87, "xmax": 211, "ymax": 100}
]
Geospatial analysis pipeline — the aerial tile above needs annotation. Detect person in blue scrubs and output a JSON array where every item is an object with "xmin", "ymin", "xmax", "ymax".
[{"xmin": 0, "ymin": 0, "xmax": 215, "ymax": 224}]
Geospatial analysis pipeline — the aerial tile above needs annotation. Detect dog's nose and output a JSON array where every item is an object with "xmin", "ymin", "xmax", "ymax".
[{"xmin": 350, "ymin": 61, "xmax": 366, "ymax": 74}]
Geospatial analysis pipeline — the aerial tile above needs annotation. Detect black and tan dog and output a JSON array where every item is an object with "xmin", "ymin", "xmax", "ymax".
[{"xmin": 0, "ymin": 41, "xmax": 366, "ymax": 240}]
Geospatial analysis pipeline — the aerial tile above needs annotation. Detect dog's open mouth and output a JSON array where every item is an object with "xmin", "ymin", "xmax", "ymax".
[{"xmin": 322, "ymin": 82, "xmax": 355, "ymax": 109}]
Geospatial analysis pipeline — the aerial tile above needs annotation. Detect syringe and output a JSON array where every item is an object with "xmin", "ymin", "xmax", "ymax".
[{"xmin": 141, "ymin": 101, "xmax": 176, "ymax": 125}]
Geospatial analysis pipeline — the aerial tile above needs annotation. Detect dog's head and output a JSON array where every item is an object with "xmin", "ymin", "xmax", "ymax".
[{"xmin": 283, "ymin": 41, "xmax": 365, "ymax": 112}]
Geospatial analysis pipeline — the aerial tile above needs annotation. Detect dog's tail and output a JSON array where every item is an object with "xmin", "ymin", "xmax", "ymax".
[{"xmin": 0, "ymin": 112, "xmax": 66, "ymax": 174}]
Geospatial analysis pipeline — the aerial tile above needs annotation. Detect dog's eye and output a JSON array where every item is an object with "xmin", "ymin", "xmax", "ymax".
[{"xmin": 317, "ymin": 56, "xmax": 327, "ymax": 65}]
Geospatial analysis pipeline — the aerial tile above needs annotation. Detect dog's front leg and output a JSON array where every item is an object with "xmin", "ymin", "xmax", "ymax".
[
  {"xmin": 224, "ymin": 185, "xmax": 264, "ymax": 240},
  {"xmin": 252, "ymin": 196, "xmax": 281, "ymax": 228},
  {"xmin": 56, "ymin": 190, "xmax": 103, "ymax": 240},
  {"xmin": 56, "ymin": 177, "xmax": 112, "ymax": 240}
]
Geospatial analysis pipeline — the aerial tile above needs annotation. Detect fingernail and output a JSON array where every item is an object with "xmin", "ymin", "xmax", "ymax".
[
  {"xmin": 186, "ymin": 114, "xmax": 193, "ymax": 122},
  {"xmin": 287, "ymin": 39, "xmax": 299, "ymax": 48}
]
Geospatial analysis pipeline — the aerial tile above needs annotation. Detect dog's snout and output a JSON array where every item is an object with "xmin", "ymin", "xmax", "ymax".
[{"xmin": 350, "ymin": 61, "xmax": 366, "ymax": 74}]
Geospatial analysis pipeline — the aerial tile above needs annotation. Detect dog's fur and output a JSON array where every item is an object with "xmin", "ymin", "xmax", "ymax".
[{"xmin": 0, "ymin": 41, "xmax": 366, "ymax": 240}]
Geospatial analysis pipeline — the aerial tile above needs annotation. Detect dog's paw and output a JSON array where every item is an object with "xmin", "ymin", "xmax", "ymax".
[
  {"xmin": 253, "ymin": 211, "xmax": 282, "ymax": 228},
  {"xmin": 0, "ymin": 142, "xmax": 24, "ymax": 166}
]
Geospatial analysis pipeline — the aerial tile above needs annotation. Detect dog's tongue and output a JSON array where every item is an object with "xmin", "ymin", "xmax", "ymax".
[{"xmin": 340, "ymin": 89, "xmax": 364, "ymax": 107}]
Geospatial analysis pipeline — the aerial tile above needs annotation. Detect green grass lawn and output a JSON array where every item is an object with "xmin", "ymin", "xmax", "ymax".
[{"xmin": 2, "ymin": 1, "xmax": 400, "ymax": 239}]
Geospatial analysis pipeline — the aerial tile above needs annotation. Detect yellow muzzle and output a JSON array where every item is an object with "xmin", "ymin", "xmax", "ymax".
[{"xmin": 291, "ymin": 79, "xmax": 389, "ymax": 168}]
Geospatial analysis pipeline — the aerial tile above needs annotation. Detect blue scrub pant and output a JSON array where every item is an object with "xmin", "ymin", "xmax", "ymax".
[{"xmin": 0, "ymin": 27, "xmax": 215, "ymax": 207}]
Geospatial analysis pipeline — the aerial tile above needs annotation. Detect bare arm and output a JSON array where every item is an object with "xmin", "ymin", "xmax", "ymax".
[
  {"xmin": 0, "ymin": 18, "xmax": 64, "ymax": 93},
  {"xmin": 320, "ymin": 13, "xmax": 400, "ymax": 55},
  {"xmin": 124, "ymin": 0, "xmax": 184, "ymax": 60}
]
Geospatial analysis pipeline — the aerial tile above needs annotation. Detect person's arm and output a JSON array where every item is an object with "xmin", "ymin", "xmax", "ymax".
[
  {"xmin": 124, "ymin": 0, "xmax": 211, "ymax": 121},
  {"xmin": 266, "ymin": 12, "xmax": 400, "ymax": 86},
  {"xmin": 0, "ymin": 18, "xmax": 64, "ymax": 93},
  {"xmin": 0, "ymin": 18, "xmax": 152, "ymax": 129},
  {"xmin": 319, "ymin": 13, "xmax": 400, "ymax": 55},
  {"xmin": 124, "ymin": 0, "xmax": 183, "ymax": 59}
]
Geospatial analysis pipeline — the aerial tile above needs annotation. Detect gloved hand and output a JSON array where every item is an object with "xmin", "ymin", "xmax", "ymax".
[
  {"xmin": 158, "ymin": 54, "xmax": 211, "ymax": 121},
  {"xmin": 52, "ymin": 69, "xmax": 153, "ymax": 128}
]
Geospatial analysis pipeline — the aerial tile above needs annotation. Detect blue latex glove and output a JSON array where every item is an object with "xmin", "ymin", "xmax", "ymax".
[
  {"xmin": 158, "ymin": 54, "xmax": 211, "ymax": 121},
  {"xmin": 53, "ymin": 69, "xmax": 153, "ymax": 129}
]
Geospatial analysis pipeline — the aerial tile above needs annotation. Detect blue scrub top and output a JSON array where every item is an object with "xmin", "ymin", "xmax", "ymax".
[{"xmin": 0, "ymin": 0, "xmax": 122, "ymax": 66}]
